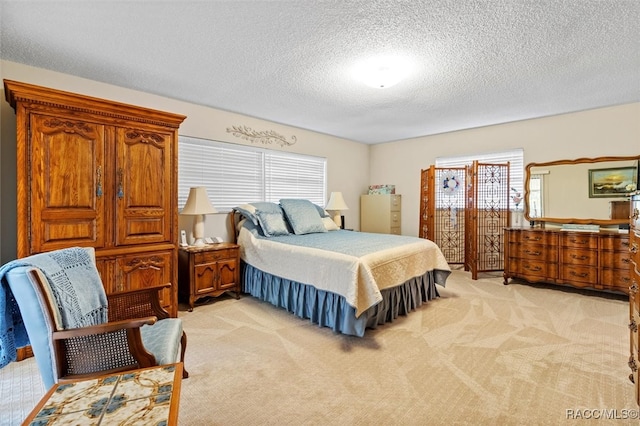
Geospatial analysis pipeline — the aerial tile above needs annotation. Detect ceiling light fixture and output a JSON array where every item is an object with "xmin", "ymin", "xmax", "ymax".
[{"xmin": 353, "ymin": 56, "xmax": 410, "ymax": 89}]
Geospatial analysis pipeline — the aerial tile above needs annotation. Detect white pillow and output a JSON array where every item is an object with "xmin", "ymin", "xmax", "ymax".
[{"xmin": 322, "ymin": 217, "xmax": 340, "ymax": 231}]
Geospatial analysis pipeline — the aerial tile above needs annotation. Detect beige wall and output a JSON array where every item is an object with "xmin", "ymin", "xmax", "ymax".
[
  {"xmin": 1, "ymin": 59, "xmax": 638, "ymax": 261},
  {"xmin": 370, "ymin": 103, "xmax": 640, "ymax": 236},
  {"xmin": 0, "ymin": 60, "xmax": 370, "ymax": 262}
]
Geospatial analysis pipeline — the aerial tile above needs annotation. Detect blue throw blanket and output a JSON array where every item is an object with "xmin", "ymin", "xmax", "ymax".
[{"xmin": 0, "ymin": 247, "xmax": 108, "ymax": 369}]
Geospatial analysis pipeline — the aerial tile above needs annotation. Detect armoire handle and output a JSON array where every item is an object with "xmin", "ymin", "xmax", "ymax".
[
  {"xmin": 96, "ymin": 166, "xmax": 103, "ymax": 197},
  {"xmin": 117, "ymin": 168, "xmax": 124, "ymax": 199}
]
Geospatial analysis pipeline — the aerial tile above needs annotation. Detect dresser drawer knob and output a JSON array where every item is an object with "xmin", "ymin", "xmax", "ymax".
[{"xmin": 524, "ymin": 250, "xmax": 541, "ymax": 256}]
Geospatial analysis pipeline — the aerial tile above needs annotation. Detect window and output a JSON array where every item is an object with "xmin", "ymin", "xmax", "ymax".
[
  {"xmin": 178, "ymin": 136, "xmax": 327, "ymax": 211},
  {"xmin": 436, "ymin": 148, "xmax": 524, "ymax": 209}
]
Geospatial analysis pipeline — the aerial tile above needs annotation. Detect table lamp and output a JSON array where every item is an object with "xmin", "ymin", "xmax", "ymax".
[
  {"xmin": 325, "ymin": 191, "xmax": 349, "ymax": 228},
  {"xmin": 181, "ymin": 187, "xmax": 217, "ymax": 246}
]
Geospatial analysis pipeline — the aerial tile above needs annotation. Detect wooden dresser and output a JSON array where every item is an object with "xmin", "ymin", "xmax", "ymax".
[
  {"xmin": 504, "ymin": 228, "xmax": 630, "ymax": 294},
  {"xmin": 360, "ymin": 194, "xmax": 402, "ymax": 234},
  {"xmin": 4, "ymin": 80, "xmax": 186, "ymax": 316},
  {"xmin": 628, "ymin": 192, "xmax": 640, "ymax": 405}
]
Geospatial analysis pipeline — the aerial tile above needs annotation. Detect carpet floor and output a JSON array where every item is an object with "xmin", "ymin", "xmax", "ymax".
[{"xmin": 1, "ymin": 269, "xmax": 637, "ymax": 425}]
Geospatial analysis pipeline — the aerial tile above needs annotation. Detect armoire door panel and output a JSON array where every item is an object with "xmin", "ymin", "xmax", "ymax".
[
  {"xmin": 30, "ymin": 114, "xmax": 105, "ymax": 253},
  {"xmin": 115, "ymin": 127, "xmax": 172, "ymax": 246},
  {"xmin": 41, "ymin": 219, "xmax": 100, "ymax": 249}
]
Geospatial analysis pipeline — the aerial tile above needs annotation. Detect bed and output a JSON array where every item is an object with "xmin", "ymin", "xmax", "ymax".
[{"xmin": 231, "ymin": 199, "xmax": 451, "ymax": 337}]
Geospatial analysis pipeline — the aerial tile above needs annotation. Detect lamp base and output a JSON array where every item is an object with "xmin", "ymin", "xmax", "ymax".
[
  {"xmin": 192, "ymin": 238, "xmax": 206, "ymax": 247},
  {"xmin": 332, "ymin": 212, "xmax": 341, "ymax": 227},
  {"xmin": 192, "ymin": 215, "xmax": 206, "ymax": 247}
]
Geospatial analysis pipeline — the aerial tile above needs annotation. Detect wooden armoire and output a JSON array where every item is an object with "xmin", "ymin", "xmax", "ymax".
[{"xmin": 4, "ymin": 80, "xmax": 186, "ymax": 317}]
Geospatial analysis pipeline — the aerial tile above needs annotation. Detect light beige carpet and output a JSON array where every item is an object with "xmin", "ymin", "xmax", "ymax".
[{"xmin": 1, "ymin": 269, "xmax": 637, "ymax": 425}]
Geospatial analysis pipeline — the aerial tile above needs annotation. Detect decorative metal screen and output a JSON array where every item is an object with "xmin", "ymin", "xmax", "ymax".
[
  {"xmin": 466, "ymin": 161, "xmax": 510, "ymax": 279},
  {"xmin": 419, "ymin": 166, "xmax": 466, "ymax": 264},
  {"xmin": 420, "ymin": 162, "xmax": 509, "ymax": 278}
]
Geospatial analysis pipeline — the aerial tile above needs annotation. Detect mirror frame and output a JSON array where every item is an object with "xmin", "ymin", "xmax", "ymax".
[{"xmin": 524, "ymin": 155, "xmax": 639, "ymax": 226}]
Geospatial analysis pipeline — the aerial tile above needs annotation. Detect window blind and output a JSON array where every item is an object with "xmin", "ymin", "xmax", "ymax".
[
  {"xmin": 265, "ymin": 151, "xmax": 326, "ymax": 206},
  {"xmin": 178, "ymin": 136, "xmax": 327, "ymax": 211}
]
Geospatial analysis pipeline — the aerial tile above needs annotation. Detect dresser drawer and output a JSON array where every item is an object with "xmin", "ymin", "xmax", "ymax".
[
  {"xmin": 390, "ymin": 195, "xmax": 401, "ymax": 211},
  {"xmin": 516, "ymin": 231, "xmax": 557, "ymax": 245},
  {"xmin": 519, "ymin": 260, "xmax": 557, "ymax": 279},
  {"xmin": 561, "ymin": 248, "xmax": 597, "ymax": 265},
  {"xmin": 631, "ymin": 231, "xmax": 640, "ymax": 268},
  {"xmin": 601, "ymin": 250, "xmax": 632, "ymax": 270},
  {"xmin": 630, "ymin": 282, "xmax": 638, "ymax": 320},
  {"xmin": 561, "ymin": 233, "xmax": 598, "ymax": 249},
  {"xmin": 517, "ymin": 244, "xmax": 557, "ymax": 261},
  {"xmin": 390, "ymin": 212, "xmax": 401, "ymax": 226},
  {"xmin": 633, "ymin": 270, "xmax": 640, "ymax": 315},
  {"xmin": 195, "ymin": 248, "xmax": 236, "ymax": 263},
  {"xmin": 600, "ymin": 235, "xmax": 630, "ymax": 251},
  {"xmin": 601, "ymin": 268, "xmax": 631, "ymax": 293},
  {"xmin": 561, "ymin": 265, "xmax": 598, "ymax": 285}
]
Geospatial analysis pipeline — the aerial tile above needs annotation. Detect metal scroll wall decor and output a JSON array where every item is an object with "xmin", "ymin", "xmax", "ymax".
[{"xmin": 226, "ymin": 125, "xmax": 297, "ymax": 147}]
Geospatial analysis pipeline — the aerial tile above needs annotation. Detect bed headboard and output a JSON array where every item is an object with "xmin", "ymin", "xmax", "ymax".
[{"xmin": 229, "ymin": 209, "xmax": 242, "ymax": 244}]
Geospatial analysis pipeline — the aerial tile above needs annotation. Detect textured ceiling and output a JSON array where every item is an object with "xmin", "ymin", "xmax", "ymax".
[{"xmin": 1, "ymin": 1, "xmax": 639, "ymax": 144}]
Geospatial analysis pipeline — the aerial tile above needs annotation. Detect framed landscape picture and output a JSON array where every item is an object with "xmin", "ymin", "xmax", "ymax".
[{"xmin": 588, "ymin": 166, "xmax": 638, "ymax": 198}]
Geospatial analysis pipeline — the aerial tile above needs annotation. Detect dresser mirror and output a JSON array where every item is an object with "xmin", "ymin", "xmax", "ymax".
[{"xmin": 524, "ymin": 155, "xmax": 639, "ymax": 225}]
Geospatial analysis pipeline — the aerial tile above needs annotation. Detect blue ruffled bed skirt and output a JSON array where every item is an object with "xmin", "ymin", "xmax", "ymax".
[{"xmin": 242, "ymin": 262, "xmax": 443, "ymax": 337}]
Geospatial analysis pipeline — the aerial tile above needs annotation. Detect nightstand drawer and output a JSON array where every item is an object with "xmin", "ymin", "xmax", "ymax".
[{"xmin": 195, "ymin": 248, "xmax": 235, "ymax": 263}]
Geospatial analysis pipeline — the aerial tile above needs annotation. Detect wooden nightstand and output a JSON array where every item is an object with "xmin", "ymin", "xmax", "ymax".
[{"xmin": 178, "ymin": 243, "xmax": 240, "ymax": 311}]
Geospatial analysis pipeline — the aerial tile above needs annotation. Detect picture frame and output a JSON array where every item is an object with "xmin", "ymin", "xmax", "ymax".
[{"xmin": 588, "ymin": 166, "xmax": 638, "ymax": 198}]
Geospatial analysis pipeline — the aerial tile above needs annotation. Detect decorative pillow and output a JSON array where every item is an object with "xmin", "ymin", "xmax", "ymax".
[
  {"xmin": 256, "ymin": 211, "xmax": 290, "ymax": 237},
  {"xmin": 234, "ymin": 202, "xmax": 282, "ymax": 226},
  {"xmin": 251, "ymin": 202, "xmax": 283, "ymax": 214},
  {"xmin": 234, "ymin": 204, "xmax": 259, "ymax": 225},
  {"xmin": 314, "ymin": 204, "xmax": 330, "ymax": 218},
  {"xmin": 279, "ymin": 199, "xmax": 327, "ymax": 235},
  {"xmin": 322, "ymin": 216, "xmax": 340, "ymax": 231}
]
